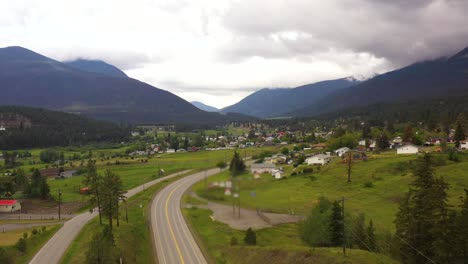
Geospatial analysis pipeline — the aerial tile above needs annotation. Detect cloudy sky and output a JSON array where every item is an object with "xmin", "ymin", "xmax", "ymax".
[{"xmin": 2, "ymin": 0, "xmax": 468, "ymax": 108}]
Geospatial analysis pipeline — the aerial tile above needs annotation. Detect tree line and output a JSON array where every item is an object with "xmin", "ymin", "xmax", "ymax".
[{"xmin": 0, "ymin": 106, "xmax": 130, "ymax": 150}]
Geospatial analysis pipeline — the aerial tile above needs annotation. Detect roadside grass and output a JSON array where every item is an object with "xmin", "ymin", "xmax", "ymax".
[
  {"xmin": 183, "ymin": 206, "xmax": 399, "ymax": 264},
  {"xmin": 0, "ymin": 224, "xmax": 62, "ymax": 264},
  {"xmin": 194, "ymin": 152, "xmax": 468, "ymax": 231},
  {"xmin": 60, "ymin": 173, "xmax": 187, "ymax": 264}
]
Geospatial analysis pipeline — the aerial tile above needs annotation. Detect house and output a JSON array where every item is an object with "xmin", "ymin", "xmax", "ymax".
[
  {"xmin": 60, "ymin": 170, "xmax": 78, "ymax": 178},
  {"xmin": 271, "ymin": 169, "xmax": 285, "ymax": 179},
  {"xmin": 250, "ymin": 163, "xmax": 276, "ymax": 174},
  {"xmin": 311, "ymin": 143, "xmax": 327, "ymax": 150},
  {"xmin": 397, "ymin": 144, "xmax": 419, "ymax": 155},
  {"xmin": 0, "ymin": 200, "xmax": 21, "ymax": 212},
  {"xmin": 334, "ymin": 147, "xmax": 350, "ymax": 157},
  {"xmin": 306, "ymin": 154, "xmax": 331, "ymax": 165},
  {"xmin": 270, "ymin": 154, "xmax": 287, "ymax": 164},
  {"xmin": 460, "ymin": 139, "xmax": 468, "ymax": 150}
]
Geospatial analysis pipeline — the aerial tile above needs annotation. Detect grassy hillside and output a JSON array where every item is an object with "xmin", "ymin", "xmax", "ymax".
[{"xmin": 195, "ymin": 151, "xmax": 468, "ymax": 230}]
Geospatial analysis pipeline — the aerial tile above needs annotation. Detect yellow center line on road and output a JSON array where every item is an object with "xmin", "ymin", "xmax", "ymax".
[{"xmin": 165, "ymin": 184, "xmax": 185, "ymax": 264}]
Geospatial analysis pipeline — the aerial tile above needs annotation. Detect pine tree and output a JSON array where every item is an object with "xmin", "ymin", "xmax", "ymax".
[
  {"xmin": 454, "ymin": 113, "xmax": 466, "ymax": 148},
  {"xmin": 403, "ymin": 124, "xmax": 413, "ymax": 142},
  {"xmin": 100, "ymin": 169, "xmax": 126, "ymax": 230},
  {"xmin": 352, "ymin": 213, "xmax": 367, "ymax": 250},
  {"xmin": 85, "ymin": 226, "xmax": 119, "ymax": 263},
  {"xmin": 454, "ymin": 189, "xmax": 468, "ymax": 263},
  {"xmin": 394, "ymin": 154, "xmax": 451, "ymax": 264},
  {"xmin": 229, "ymin": 150, "xmax": 245, "ymax": 176},
  {"xmin": 329, "ymin": 200, "xmax": 344, "ymax": 247},
  {"xmin": 84, "ymin": 160, "xmax": 103, "ymax": 224}
]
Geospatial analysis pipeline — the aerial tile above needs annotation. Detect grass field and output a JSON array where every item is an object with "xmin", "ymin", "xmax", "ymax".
[
  {"xmin": 184, "ymin": 206, "xmax": 399, "ymax": 264},
  {"xmin": 48, "ymin": 146, "xmax": 285, "ymax": 204},
  {"xmin": 194, "ymin": 152, "xmax": 468, "ymax": 232},
  {"xmin": 0, "ymin": 224, "xmax": 62, "ymax": 264}
]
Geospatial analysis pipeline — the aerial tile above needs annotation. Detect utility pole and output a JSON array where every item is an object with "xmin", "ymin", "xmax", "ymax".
[
  {"xmin": 125, "ymin": 200, "xmax": 128, "ymax": 223},
  {"xmin": 59, "ymin": 189, "xmax": 62, "ymax": 220},
  {"xmin": 342, "ymin": 196, "xmax": 346, "ymax": 257},
  {"xmin": 347, "ymin": 151, "xmax": 352, "ymax": 183}
]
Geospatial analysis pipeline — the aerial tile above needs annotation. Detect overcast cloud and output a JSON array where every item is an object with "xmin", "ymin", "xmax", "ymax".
[{"xmin": 1, "ymin": 0, "xmax": 467, "ymax": 108}]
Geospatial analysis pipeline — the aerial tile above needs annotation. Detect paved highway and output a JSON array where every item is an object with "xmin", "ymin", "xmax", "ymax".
[
  {"xmin": 29, "ymin": 170, "xmax": 190, "ymax": 264},
  {"xmin": 151, "ymin": 168, "xmax": 221, "ymax": 264}
]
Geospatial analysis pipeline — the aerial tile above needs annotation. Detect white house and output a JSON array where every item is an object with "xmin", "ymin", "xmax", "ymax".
[
  {"xmin": 460, "ymin": 139, "xmax": 468, "ymax": 150},
  {"xmin": 271, "ymin": 169, "xmax": 285, "ymax": 179},
  {"xmin": 0, "ymin": 200, "xmax": 21, "ymax": 213},
  {"xmin": 397, "ymin": 144, "xmax": 419, "ymax": 155},
  {"xmin": 250, "ymin": 163, "xmax": 276, "ymax": 174},
  {"xmin": 334, "ymin": 147, "xmax": 350, "ymax": 157},
  {"xmin": 306, "ymin": 154, "xmax": 331, "ymax": 166}
]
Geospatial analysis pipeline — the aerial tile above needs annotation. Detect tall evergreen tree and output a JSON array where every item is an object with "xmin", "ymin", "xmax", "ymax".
[
  {"xmin": 100, "ymin": 170, "xmax": 126, "ymax": 230},
  {"xmin": 352, "ymin": 213, "xmax": 367, "ymax": 250},
  {"xmin": 395, "ymin": 154, "xmax": 451, "ymax": 264},
  {"xmin": 454, "ymin": 113, "xmax": 466, "ymax": 148},
  {"xmin": 454, "ymin": 189, "xmax": 468, "ymax": 263},
  {"xmin": 329, "ymin": 200, "xmax": 344, "ymax": 247},
  {"xmin": 84, "ymin": 160, "xmax": 102, "ymax": 224},
  {"xmin": 229, "ymin": 150, "xmax": 245, "ymax": 176}
]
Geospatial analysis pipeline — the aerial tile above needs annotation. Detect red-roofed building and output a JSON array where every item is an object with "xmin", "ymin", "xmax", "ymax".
[{"xmin": 0, "ymin": 200, "xmax": 21, "ymax": 212}]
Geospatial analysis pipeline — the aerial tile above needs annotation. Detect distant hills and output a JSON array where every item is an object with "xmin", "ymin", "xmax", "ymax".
[
  {"xmin": 0, "ymin": 46, "xmax": 254, "ymax": 124},
  {"xmin": 191, "ymin": 101, "xmax": 219, "ymax": 112},
  {"xmin": 222, "ymin": 78, "xmax": 359, "ymax": 118},
  {"xmin": 223, "ymin": 46, "xmax": 468, "ymax": 120},
  {"xmin": 64, "ymin": 59, "xmax": 128, "ymax": 78},
  {"xmin": 291, "ymin": 46, "xmax": 468, "ymax": 118}
]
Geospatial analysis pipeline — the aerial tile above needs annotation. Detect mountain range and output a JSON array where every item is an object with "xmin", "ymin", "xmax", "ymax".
[
  {"xmin": 223, "ymin": 46, "xmax": 468, "ymax": 119},
  {"xmin": 0, "ymin": 46, "xmax": 254, "ymax": 124},
  {"xmin": 222, "ymin": 78, "xmax": 359, "ymax": 118},
  {"xmin": 191, "ymin": 101, "xmax": 219, "ymax": 112}
]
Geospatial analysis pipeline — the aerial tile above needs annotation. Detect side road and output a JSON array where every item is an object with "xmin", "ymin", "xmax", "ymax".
[{"xmin": 29, "ymin": 170, "xmax": 190, "ymax": 264}]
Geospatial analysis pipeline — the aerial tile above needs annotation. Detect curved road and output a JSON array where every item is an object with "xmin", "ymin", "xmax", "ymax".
[
  {"xmin": 29, "ymin": 170, "xmax": 190, "ymax": 264},
  {"xmin": 151, "ymin": 168, "xmax": 221, "ymax": 264}
]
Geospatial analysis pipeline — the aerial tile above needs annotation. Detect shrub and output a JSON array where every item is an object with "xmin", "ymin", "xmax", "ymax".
[
  {"xmin": 290, "ymin": 172, "xmax": 297, "ymax": 176},
  {"xmin": 303, "ymin": 167, "xmax": 314, "ymax": 174},
  {"xmin": 230, "ymin": 236, "xmax": 238, "ymax": 246},
  {"xmin": 15, "ymin": 238, "xmax": 27, "ymax": 253},
  {"xmin": 23, "ymin": 232, "xmax": 28, "ymax": 239},
  {"xmin": 309, "ymin": 175, "xmax": 318, "ymax": 181},
  {"xmin": 244, "ymin": 228, "xmax": 257, "ymax": 245},
  {"xmin": 216, "ymin": 161, "xmax": 227, "ymax": 169},
  {"xmin": 364, "ymin": 181, "xmax": 374, "ymax": 188},
  {"xmin": 31, "ymin": 228, "xmax": 38, "ymax": 235},
  {"xmin": 41, "ymin": 226, "xmax": 46, "ymax": 232}
]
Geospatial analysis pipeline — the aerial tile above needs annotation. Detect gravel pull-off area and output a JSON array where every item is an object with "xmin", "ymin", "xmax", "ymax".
[{"xmin": 187, "ymin": 193, "xmax": 303, "ymax": 230}]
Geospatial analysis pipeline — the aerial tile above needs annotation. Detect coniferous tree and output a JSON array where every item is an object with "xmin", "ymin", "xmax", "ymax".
[
  {"xmin": 454, "ymin": 189, "xmax": 468, "ymax": 263},
  {"xmin": 100, "ymin": 170, "xmax": 126, "ymax": 230},
  {"xmin": 395, "ymin": 154, "xmax": 451, "ymax": 264},
  {"xmin": 229, "ymin": 151, "xmax": 245, "ymax": 176},
  {"xmin": 454, "ymin": 113, "xmax": 466, "ymax": 148},
  {"xmin": 84, "ymin": 160, "xmax": 103, "ymax": 224},
  {"xmin": 352, "ymin": 213, "xmax": 367, "ymax": 250},
  {"xmin": 85, "ymin": 226, "xmax": 119, "ymax": 264},
  {"xmin": 329, "ymin": 200, "xmax": 344, "ymax": 247}
]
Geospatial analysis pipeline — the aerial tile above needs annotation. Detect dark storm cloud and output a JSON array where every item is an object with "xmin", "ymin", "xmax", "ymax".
[{"xmin": 220, "ymin": 0, "xmax": 468, "ymax": 66}]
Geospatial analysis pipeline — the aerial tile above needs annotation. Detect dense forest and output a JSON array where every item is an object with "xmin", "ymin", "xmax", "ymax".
[{"xmin": 0, "ymin": 106, "xmax": 130, "ymax": 149}]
